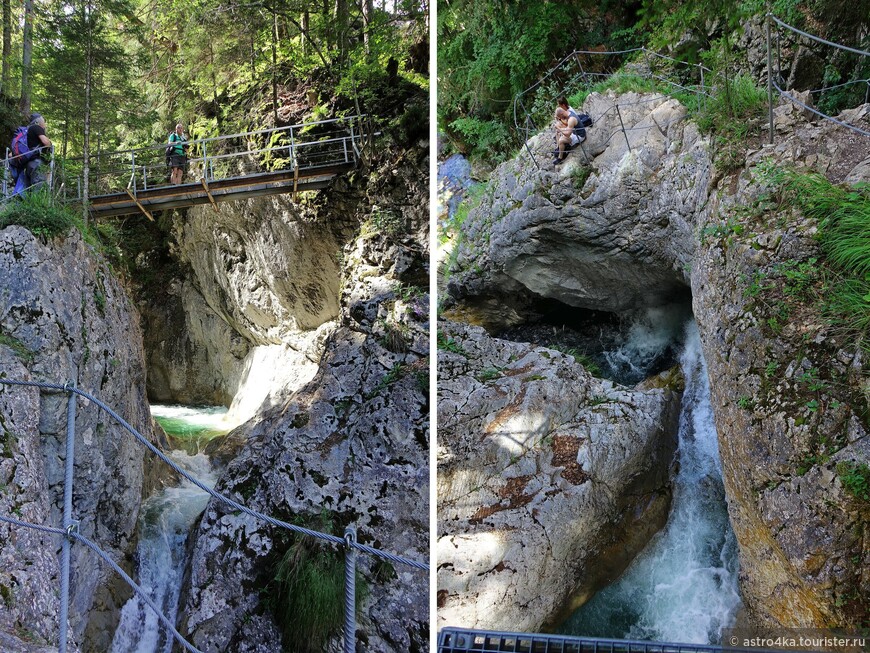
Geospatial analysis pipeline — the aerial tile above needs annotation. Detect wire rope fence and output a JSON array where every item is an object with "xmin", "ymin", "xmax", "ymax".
[
  {"xmin": 0, "ymin": 377, "xmax": 428, "ymax": 653},
  {"xmin": 511, "ymin": 14, "xmax": 870, "ymax": 170}
]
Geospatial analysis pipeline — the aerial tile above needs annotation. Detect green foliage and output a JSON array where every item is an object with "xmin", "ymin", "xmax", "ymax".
[
  {"xmin": 0, "ymin": 331, "xmax": 34, "ymax": 364},
  {"xmin": 694, "ymin": 74, "xmax": 767, "ymax": 172},
  {"xmin": 0, "ymin": 190, "xmax": 78, "ymax": 239},
  {"xmin": 363, "ymin": 209, "xmax": 407, "ymax": 238},
  {"xmin": 571, "ymin": 165, "xmax": 592, "ymax": 190},
  {"xmin": 550, "ymin": 345, "xmax": 603, "ymax": 377},
  {"xmin": 270, "ymin": 512, "xmax": 367, "ymax": 652},
  {"xmin": 448, "ymin": 117, "xmax": 510, "ymax": 160},
  {"xmin": 737, "ymin": 395, "xmax": 755, "ymax": 410},
  {"xmin": 761, "ymin": 167, "xmax": 870, "ymax": 346},
  {"xmin": 477, "ymin": 367, "xmax": 502, "ymax": 382},
  {"xmin": 437, "ymin": 330, "xmax": 467, "ymax": 356},
  {"xmin": 836, "ymin": 460, "xmax": 870, "ymax": 501}
]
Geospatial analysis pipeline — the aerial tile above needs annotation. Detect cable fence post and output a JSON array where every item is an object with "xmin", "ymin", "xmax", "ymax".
[
  {"xmin": 616, "ymin": 104, "xmax": 631, "ymax": 153},
  {"xmin": 343, "ymin": 527, "xmax": 357, "ymax": 653},
  {"xmin": 766, "ymin": 13, "xmax": 775, "ymax": 144},
  {"xmin": 58, "ymin": 380, "xmax": 77, "ymax": 653}
]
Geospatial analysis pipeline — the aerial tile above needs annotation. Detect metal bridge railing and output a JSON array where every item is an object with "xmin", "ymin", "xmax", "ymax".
[
  {"xmin": 55, "ymin": 114, "xmax": 369, "ymax": 202},
  {"xmin": 0, "ymin": 114, "xmax": 371, "ymax": 207},
  {"xmin": 437, "ymin": 629, "xmax": 791, "ymax": 653},
  {"xmin": 0, "ymin": 377, "xmax": 428, "ymax": 653}
]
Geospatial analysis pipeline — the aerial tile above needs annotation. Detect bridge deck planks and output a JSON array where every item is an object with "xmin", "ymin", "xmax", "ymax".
[{"xmin": 87, "ymin": 162, "xmax": 354, "ymax": 217}]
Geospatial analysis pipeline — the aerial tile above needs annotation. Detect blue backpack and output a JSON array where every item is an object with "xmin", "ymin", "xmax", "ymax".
[{"xmin": 10, "ymin": 126, "xmax": 35, "ymax": 169}]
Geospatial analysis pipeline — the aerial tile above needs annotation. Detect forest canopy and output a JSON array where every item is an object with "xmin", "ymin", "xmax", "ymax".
[{"xmin": 0, "ymin": 0, "xmax": 428, "ymax": 162}]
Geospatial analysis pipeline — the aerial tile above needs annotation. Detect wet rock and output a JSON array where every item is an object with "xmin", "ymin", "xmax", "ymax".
[{"xmin": 437, "ymin": 321, "xmax": 680, "ymax": 632}]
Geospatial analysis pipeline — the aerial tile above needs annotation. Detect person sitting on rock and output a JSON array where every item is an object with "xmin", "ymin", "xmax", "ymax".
[{"xmin": 553, "ymin": 107, "xmax": 580, "ymax": 165}]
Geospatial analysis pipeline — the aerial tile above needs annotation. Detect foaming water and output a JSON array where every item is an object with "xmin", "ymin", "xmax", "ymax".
[
  {"xmin": 110, "ymin": 408, "xmax": 225, "ymax": 653},
  {"xmin": 559, "ymin": 321, "xmax": 741, "ymax": 644},
  {"xmin": 600, "ymin": 304, "xmax": 692, "ymax": 384}
]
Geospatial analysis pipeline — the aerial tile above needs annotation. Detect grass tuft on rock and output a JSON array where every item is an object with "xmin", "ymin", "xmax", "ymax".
[
  {"xmin": 270, "ymin": 512, "xmax": 366, "ymax": 652},
  {"xmin": 764, "ymin": 168, "xmax": 870, "ymax": 346}
]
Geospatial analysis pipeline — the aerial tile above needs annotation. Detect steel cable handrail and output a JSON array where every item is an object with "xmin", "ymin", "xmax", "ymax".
[
  {"xmin": 769, "ymin": 15, "xmax": 870, "ymax": 57},
  {"xmin": 0, "ymin": 378, "xmax": 428, "ymax": 571},
  {"xmin": 0, "ymin": 513, "xmax": 202, "ymax": 652}
]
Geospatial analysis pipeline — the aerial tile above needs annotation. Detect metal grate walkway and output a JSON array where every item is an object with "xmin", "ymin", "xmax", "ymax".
[{"xmin": 438, "ymin": 629, "xmax": 790, "ymax": 653}]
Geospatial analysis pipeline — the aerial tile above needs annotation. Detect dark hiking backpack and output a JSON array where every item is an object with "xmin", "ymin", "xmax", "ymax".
[
  {"xmin": 568, "ymin": 109, "xmax": 593, "ymax": 140},
  {"xmin": 10, "ymin": 126, "xmax": 34, "ymax": 169}
]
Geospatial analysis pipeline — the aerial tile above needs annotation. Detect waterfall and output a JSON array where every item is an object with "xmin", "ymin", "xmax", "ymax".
[
  {"xmin": 560, "ymin": 321, "xmax": 742, "ymax": 644},
  {"xmin": 109, "ymin": 406, "xmax": 226, "ymax": 653}
]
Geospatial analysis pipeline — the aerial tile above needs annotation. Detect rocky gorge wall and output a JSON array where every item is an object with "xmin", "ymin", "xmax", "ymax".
[
  {"xmin": 139, "ymin": 191, "xmax": 346, "ymax": 422},
  {"xmin": 0, "ymin": 227, "xmax": 161, "ymax": 651},
  {"xmin": 178, "ymin": 141, "xmax": 431, "ymax": 652},
  {"xmin": 444, "ymin": 92, "xmax": 870, "ymax": 628},
  {"xmin": 438, "ymin": 320, "xmax": 681, "ymax": 631}
]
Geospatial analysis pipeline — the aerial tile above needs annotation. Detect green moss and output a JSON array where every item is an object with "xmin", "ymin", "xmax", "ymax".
[{"xmin": 0, "ymin": 331, "xmax": 34, "ymax": 364}]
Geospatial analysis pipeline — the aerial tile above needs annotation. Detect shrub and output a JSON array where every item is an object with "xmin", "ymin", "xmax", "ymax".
[{"xmin": 0, "ymin": 189, "xmax": 77, "ymax": 239}]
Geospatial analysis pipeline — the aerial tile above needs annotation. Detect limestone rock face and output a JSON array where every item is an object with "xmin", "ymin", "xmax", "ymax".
[
  {"xmin": 446, "ymin": 91, "xmax": 711, "ymax": 328},
  {"xmin": 177, "ymin": 196, "xmax": 342, "ymax": 339},
  {"xmin": 445, "ymin": 92, "xmax": 870, "ymax": 628},
  {"xmin": 142, "ymin": 278, "xmax": 249, "ymax": 406},
  {"xmin": 0, "ymin": 353, "xmax": 68, "ymax": 651},
  {"xmin": 692, "ymin": 153, "xmax": 870, "ymax": 627},
  {"xmin": 141, "ymin": 194, "xmax": 343, "ymax": 409},
  {"xmin": 0, "ymin": 227, "xmax": 158, "ymax": 651},
  {"xmin": 437, "ymin": 321, "xmax": 681, "ymax": 632},
  {"xmin": 180, "ymin": 144, "xmax": 430, "ymax": 652}
]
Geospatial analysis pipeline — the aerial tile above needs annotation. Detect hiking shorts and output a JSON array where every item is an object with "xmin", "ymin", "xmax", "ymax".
[{"xmin": 170, "ymin": 154, "xmax": 187, "ymax": 169}]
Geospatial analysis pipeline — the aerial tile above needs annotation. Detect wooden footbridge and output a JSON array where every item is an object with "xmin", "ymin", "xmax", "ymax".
[{"xmin": 3, "ymin": 115, "xmax": 371, "ymax": 219}]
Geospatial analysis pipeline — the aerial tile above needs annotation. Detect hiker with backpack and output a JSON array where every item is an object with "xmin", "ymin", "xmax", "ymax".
[
  {"xmin": 10, "ymin": 113, "xmax": 52, "ymax": 193},
  {"xmin": 553, "ymin": 107, "xmax": 580, "ymax": 165},
  {"xmin": 167, "ymin": 122, "xmax": 188, "ymax": 185},
  {"xmin": 553, "ymin": 97, "xmax": 592, "ymax": 165}
]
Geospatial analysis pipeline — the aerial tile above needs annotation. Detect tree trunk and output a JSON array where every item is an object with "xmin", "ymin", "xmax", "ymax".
[
  {"xmin": 1, "ymin": 0, "xmax": 11, "ymax": 96},
  {"xmin": 302, "ymin": 8, "xmax": 309, "ymax": 56},
  {"xmin": 334, "ymin": 0, "xmax": 347, "ymax": 63},
  {"xmin": 19, "ymin": 0, "xmax": 33, "ymax": 115},
  {"xmin": 362, "ymin": 0, "xmax": 373, "ymax": 53},
  {"xmin": 82, "ymin": 2, "xmax": 93, "ymax": 225},
  {"xmin": 271, "ymin": 6, "xmax": 278, "ymax": 125}
]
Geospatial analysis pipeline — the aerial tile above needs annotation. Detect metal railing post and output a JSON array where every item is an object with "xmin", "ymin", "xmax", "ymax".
[
  {"xmin": 766, "ymin": 13, "xmax": 775, "ymax": 144},
  {"xmin": 58, "ymin": 380, "xmax": 77, "ymax": 653},
  {"xmin": 616, "ymin": 105, "xmax": 631, "ymax": 153},
  {"xmin": 289, "ymin": 126, "xmax": 296, "ymax": 169},
  {"xmin": 343, "ymin": 527, "xmax": 357, "ymax": 653},
  {"xmin": 202, "ymin": 142, "xmax": 209, "ymax": 181},
  {"xmin": 130, "ymin": 151, "xmax": 136, "ymax": 193}
]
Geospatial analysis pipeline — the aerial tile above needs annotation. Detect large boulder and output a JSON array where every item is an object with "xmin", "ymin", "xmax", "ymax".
[
  {"xmin": 0, "ymin": 226, "xmax": 159, "ymax": 651},
  {"xmin": 438, "ymin": 321, "xmax": 681, "ymax": 631},
  {"xmin": 445, "ymin": 91, "xmax": 711, "ymax": 328}
]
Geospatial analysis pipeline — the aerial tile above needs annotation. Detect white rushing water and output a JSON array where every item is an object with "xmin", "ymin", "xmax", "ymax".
[
  {"xmin": 110, "ymin": 406, "xmax": 225, "ymax": 653},
  {"xmin": 600, "ymin": 303, "xmax": 692, "ymax": 384},
  {"xmin": 560, "ymin": 321, "xmax": 742, "ymax": 644}
]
